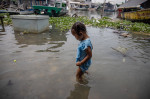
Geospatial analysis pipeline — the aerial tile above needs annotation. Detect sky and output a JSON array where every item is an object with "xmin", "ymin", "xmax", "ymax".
[{"xmin": 91, "ymin": 0, "xmax": 125, "ymax": 4}]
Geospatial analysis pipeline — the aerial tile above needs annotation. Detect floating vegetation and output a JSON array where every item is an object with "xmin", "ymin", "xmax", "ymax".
[
  {"xmin": 0, "ymin": 14, "xmax": 149, "ymax": 34},
  {"xmin": 49, "ymin": 16, "xmax": 150, "ymax": 33},
  {"xmin": 0, "ymin": 13, "xmax": 12, "ymax": 25},
  {"xmin": 49, "ymin": 16, "xmax": 91, "ymax": 32}
]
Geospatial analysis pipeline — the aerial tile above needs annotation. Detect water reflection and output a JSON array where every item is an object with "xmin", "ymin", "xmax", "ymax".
[
  {"xmin": 14, "ymin": 25, "xmax": 68, "ymax": 52},
  {"xmin": 67, "ymin": 83, "xmax": 91, "ymax": 99},
  {"xmin": 69, "ymin": 10, "xmax": 117, "ymax": 19},
  {"xmin": 123, "ymin": 33, "xmax": 150, "ymax": 63},
  {"xmin": 14, "ymin": 32, "xmax": 49, "ymax": 45}
]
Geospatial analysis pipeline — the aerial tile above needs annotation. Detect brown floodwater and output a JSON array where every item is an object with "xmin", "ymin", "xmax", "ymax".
[{"xmin": 0, "ymin": 22, "xmax": 150, "ymax": 99}]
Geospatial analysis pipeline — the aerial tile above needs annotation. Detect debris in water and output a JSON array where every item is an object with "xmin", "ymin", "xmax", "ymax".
[
  {"xmin": 13, "ymin": 60, "xmax": 16, "ymax": 62},
  {"xmin": 111, "ymin": 47, "xmax": 137, "ymax": 62},
  {"xmin": 7, "ymin": 80, "xmax": 13, "ymax": 86},
  {"xmin": 23, "ymin": 30, "xmax": 29, "ymax": 34},
  {"xmin": 120, "ymin": 33, "xmax": 131, "ymax": 37},
  {"xmin": 123, "ymin": 58, "xmax": 126, "ymax": 62},
  {"xmin": 111, "ymin": 47, "xmax": 128, "ymax": 56}
]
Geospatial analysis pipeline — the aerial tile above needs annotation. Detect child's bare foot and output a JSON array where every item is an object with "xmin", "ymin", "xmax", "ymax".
[
  {"xmin": 76, "ymin": 76, "xmax": 89, "ymax": 85},
  {"xmin": 76, "ymin": 77, "xmax": 83, "ymax": 83}
]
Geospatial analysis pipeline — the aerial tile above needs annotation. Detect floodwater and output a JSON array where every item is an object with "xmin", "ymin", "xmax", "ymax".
[
  {"xmin": 69, "ymin": 10, "xmax": 117, "ymax": 19},
  {"xmin": 0, "ymin": 12, "xmax": 150, "ymax": 99}
]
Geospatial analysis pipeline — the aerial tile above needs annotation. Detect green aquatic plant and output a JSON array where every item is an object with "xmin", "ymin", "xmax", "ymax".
[
  {"xmin": 1, "ymin": 14, "xmax": 149, "ymax": 34},
  {"xmin": 49, "ymin": 16, "xmax": 92, "ymax": 32},
  {"xmin": 0, "ymin": 13, "xmax": 9, "ymax": 17},
  {"xmin": 115, "ymin": 20, "xmax": 150, "ymax": 33},
  {"xmin": 3, "ymin": 17, "xmax": 12, "ymax": 25},
  {"xmin": 0, "ymin": 13, "xmax": 12, "ymax": 25},
  {"xmin": 49, "ymin": 16, "xmax": 150, "ymax": 33}
]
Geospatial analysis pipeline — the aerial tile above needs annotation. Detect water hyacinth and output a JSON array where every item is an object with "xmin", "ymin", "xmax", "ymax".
[
  {"xmin": 0, "ymin": 13, "xmax": 150, "ymax": 34},
  {"xmin": 0, "ymin": 13, "xmax": 12, "ymax": 25},
  {"xmin": 49, "ymin": 16, "xmax": 150, "ymax": 33},
  {"xmin": 49, "ymin": 16, "xmax": 92, "ymax": 31}
]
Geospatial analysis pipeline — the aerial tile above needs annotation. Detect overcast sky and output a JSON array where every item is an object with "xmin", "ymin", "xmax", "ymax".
[{"xmin": 92, "ymin": 0, "xmax": 125, "ymax": 4}]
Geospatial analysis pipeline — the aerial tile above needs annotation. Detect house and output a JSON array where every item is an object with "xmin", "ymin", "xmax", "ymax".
[
  {"xmin": 104, "ymin": 2, "xmax": 116, "ymax": 12},
  {"xmin": 84, "ymin": 0, "xmax": 92, "ymax": 8},
  {"xmin": 69, "ymin": 0, "xmax": 92, "ymax": 10},
  {"xmin": 70, "ymin": 1, "xmax": 80, "ymax": 10},
  {"xmin": 117, "ymin": 0, "xmax": 150, "ymax": 23}
]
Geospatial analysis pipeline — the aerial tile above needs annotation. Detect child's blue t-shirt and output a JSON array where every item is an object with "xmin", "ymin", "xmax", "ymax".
[{"xmin": 76, "ymin": 38, "xmax": 93, "ymax": 72}]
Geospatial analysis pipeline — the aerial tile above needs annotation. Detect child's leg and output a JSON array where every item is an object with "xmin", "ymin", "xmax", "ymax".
[
  {"xmin": 76, "ymin": 67, "xmax": 84, "ymax": 80},
  {"xmin": 85, "ymin": 71, "xmax": 89, "ymax": 75}
]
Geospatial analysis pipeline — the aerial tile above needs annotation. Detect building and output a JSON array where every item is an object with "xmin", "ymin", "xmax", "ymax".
[
  {"xmin": 117, "ymin": 0, "xmax": 150, "ymax": 23},
  {"xmin": 70, "ymin": 1, "xmax": 80, "ymax": 9},
  {"xmin": 69, "ymin": 0, "xmax": 92, "ymax": 9},
  {"xmin": 85, "ymin": 0, "xmax": 92, "ymax": 8},
  {"xmin": 104, "ymin": 2, "xmax": 116, "ymax": 12}
]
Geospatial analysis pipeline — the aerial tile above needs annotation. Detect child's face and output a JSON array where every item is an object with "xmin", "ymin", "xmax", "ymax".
[{"xmin": 71, "ymin": 29, "xmax": 83, "ymax": 41}]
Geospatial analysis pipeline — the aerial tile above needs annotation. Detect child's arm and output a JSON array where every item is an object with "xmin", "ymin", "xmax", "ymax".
[{"xmin": 76, "ymin": 46, "xmax": 92, "ymax": 66}]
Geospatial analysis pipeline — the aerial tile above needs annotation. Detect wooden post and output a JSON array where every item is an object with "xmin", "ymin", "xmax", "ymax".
[
  {"xmin": 101, "ymin": 0, "xmax": 106, "ymax": 18},
  {"xmin": 19, "ymin": 0, "xmax": 22, "ymax": 4},
  {"xmin": 46, "ymin": 0, "xmax": 47, "ymax": 4},
  {"xmin": 42, "ymin": 0, "xmax": 43, "ymax": 5},
  {"xmin": 35, "ymin": 0, "xmax": 36, "ymax": 5},
  {"xmin": 31, "ymin": 0, "xmax": 32, "ymax": 7},
  {"xmin": 0, "ymin": 16, "xmax": 5, "ymax": 32}
]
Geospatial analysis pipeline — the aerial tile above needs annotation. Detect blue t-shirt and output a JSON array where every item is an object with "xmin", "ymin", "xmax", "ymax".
[{"xmin": 76, "ymin": 38, "xmax": 93, "ymax": 72}]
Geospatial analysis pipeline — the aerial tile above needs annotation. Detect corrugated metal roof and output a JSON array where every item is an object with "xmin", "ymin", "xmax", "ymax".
[{"xmin": 118, "ymin": 0, "xmax": 147, "ymax": 8}]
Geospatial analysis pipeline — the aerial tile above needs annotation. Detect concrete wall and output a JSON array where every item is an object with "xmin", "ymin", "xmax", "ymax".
[{"xmin": 11, "ymin": 15, "xmax": 49, "ymax": 33}]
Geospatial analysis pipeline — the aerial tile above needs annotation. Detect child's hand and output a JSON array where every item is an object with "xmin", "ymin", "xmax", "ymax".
[{"xmin": 76, "ymin": 62, "xmax": 82, "ymax": 66}]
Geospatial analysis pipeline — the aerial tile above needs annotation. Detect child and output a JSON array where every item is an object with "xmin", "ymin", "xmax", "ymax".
[{"xmin": 71, "ymin": 22, "xmax": 93, "ymax": 81}]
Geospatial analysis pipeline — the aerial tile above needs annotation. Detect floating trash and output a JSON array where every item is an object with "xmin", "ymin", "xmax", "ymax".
[
  {"xmin": 116, "ymin": 47, "xmax": 128, "ymax": 55},
  {"xmin": 123, "ymin": 58, "xmax": 126, "ymax": 62},
  {"xmin": 13, "ymin": 60, "xmax": 16, "ymax": 62},
  {"xmin": 111, "ymin": 46, "xmax": 128, "ymax": 56}
]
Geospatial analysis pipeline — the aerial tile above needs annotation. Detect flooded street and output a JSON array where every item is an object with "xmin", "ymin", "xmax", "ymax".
[{"xmin": 0, "ymin": 11, "xmax": 150, "ymax": 99}]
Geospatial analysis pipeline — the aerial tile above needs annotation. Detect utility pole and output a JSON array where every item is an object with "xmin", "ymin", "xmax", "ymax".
[
  {"xmin": 61, "ymin": 0, "xmax": 63, "ymax": 8},
  {"xmin": 101, "ymin": 0, "xmax": 106, "ymax": 18}
]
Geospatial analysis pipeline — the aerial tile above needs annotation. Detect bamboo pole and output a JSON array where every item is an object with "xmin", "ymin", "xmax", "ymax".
[
  {"xmin": 101, "ymin": 0, "xmax": 106, "ymax": 18},
  {"xmin": 46, "ymin": 0, "xmax": 47, "ymax": 4},
  {"xmin": 31, "ymin": 0, "xmax": 32, "ymax": 7},
  {"xmin": 0, "ymin": 16, "xmax": 5, "ymax": 32}
]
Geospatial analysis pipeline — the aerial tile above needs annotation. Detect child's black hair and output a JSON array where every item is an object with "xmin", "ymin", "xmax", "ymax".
[{"xmin": 71, "ymin": 22, "xmax": 87, "ymax": 36}]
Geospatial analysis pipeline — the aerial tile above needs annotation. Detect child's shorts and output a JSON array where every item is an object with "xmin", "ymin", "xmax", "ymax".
[{"xmin": 80, "ymin": 65, "xmax": 90, "ymax": 72}]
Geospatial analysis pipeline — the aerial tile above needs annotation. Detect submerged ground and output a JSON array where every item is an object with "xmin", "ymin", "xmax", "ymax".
[{"xmin": 0, "ymin": 11, "xmax": 150, "ymax": 99}]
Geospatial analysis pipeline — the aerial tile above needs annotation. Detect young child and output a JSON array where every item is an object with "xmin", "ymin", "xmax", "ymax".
[{"xmin": 71, "ymin": 22, "xmax": 93, "ymax": 80}]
